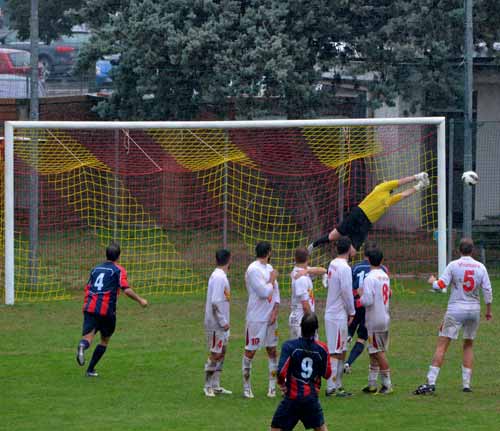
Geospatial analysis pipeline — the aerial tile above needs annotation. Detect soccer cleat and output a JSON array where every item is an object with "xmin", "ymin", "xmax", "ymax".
[
  {"xmin": 343, "ymin": 363, "xmax": 352, "ymax": 374},
  {"xmin": 362, "ymin": 385, "xmax": 378, "ymax": 394},
  {"xmin": 307, "ymin": 243, "xmax": 315, "ymax": 254},
  {"xmin": 213, "ymin": 386, "xmax": 232, "ymax": 395},
  {"xmin": 376, "ymin": 385, "xmax": 394, "ymax": 395},
  {"xmin": 413, "ymin": 383, "xmax": 435, "ymax": 395},
  {"xmin": 86, "ymin": 370, "xmax": 99, "ymax": 377},
  {"xmin": 463, "ymin": 387, "xmax": 473, "ymax": 393},
  {"xmin": 267, "ymin": 387, "xmax": 276, "ymax": 398},
  {"xmin": 204, "ymin": 387, "xmax": 216, "ymax": 397},
  {"xmin": 325, "ymin": 388, "xmax": 336, "ymax": 397},
  {"xmin": 243, "ymin": 388, "xmax": 254, "ymax": 399},
  {"xmin": 76, "ymin": 344, "xmax": 85, "ymax": 366},
  {"xmin": 335, "ymin": 388, "xmax": 353, "ymax": 398}
]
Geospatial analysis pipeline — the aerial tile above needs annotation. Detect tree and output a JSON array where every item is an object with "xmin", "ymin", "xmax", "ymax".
[{"xmin": 5, "ymin": 0, "xmax": 82, "ymax": 42}]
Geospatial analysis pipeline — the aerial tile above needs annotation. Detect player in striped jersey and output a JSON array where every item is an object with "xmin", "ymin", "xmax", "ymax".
[
  {"xmin": 307, "ymin": 173, "xmax": 430, "ymax": 254},
  {"xmin": 289, "ymin": 247, "xmax": 326, "ymax": 339},
  {"xmin": 324, "ymin": 236, "xmax": 356, "ymax": 397},
  {"xmin": 414, "ymin": 238, "xmax": 493, "ymax": 395},
  {"xmin": 76, "ymin": 243, "xmax": 148, "ymax": 377},
  {"xmin": 271, "ymin": 313, "xmax": 332, "ymax": 431},
  {"xmin": 242, "ymin": 241, "xmax": 280, "ymax": 399},
  {"xmin": 357, "ymin": 247, "xmax": 393, "ymax": 394}
]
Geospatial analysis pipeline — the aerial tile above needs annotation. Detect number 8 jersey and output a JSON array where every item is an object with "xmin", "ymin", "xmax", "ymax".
[
  {"xmin": 359, "ymin": 268, "xmax": 391, "ymax": 333},
  {"xmin": 83, "ymin": 261, "xmax": 130, "ymax": 317},
  {"xmin": 434, "ymin": 256, "xmax": 492, "ymax": 313}
]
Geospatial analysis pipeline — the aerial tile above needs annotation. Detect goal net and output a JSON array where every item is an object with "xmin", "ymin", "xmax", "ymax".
[{"xmin": 2, "ymin": 119, "xmax": 446, "ymax": 304}]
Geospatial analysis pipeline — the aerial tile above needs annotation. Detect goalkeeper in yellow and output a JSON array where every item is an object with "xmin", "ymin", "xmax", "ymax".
[{"xmin": 308, "ymin": 173, "xmax": 430, "ymax": 254}]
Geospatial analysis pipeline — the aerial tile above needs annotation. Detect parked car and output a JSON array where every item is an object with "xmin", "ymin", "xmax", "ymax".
[
  {"xmin": 0, "ymin": 29, "xmax": 90, "ymax": 80},
  {"xmin": 0, "ymin": 47, "xmax": 31, "ymax": 75}
]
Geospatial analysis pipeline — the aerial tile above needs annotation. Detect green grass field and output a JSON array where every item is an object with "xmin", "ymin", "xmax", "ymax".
[{"xmin": 1, "ymin": 280, "xmax": 499, "ymax": 431}]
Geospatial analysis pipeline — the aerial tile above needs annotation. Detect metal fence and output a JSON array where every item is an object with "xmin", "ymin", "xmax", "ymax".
[{"xmin": 448, "ymin": 119, "xmax": 500, "ymax": 276}]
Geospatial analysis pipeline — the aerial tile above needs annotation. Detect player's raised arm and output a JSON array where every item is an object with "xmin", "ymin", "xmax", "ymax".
[
  {"xmin": 124, "ymin": 287, "xmax": 148, "ymax": 307},
  {"xmin": 307, "ymin": 267, "xmax": 327, "ymax": 277},
  {"xmin": 429, "ymin": 262, "xmax": 453, "ymax": 291}
]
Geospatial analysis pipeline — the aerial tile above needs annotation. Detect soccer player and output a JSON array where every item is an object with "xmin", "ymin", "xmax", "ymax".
[
  {"xmin": 289, "ymin": 247, "xmax": 326, "ymax": 339},
  {"xmin": 203, "ymin": 248, "xmax": 232, "ymax": 397},
  {"xmin": 76, "ymin": 242, "xmax": 148, "ymax": 377},
  {"xmin": 357, "ymin": 247, "xmax": 393, "ymax": 394},
  {"xmin": 414, "ymin": 238, "xmax": 493, "ymax": 395},
  {"xmin": 242, "ymin": 241, "xmax": 280, "ymax": 399},
  {"xmin": 344, "ymin": 240, "xmax": 388, "ymax": 374},
  {"xmin": 308, "ymin": 173, "xmax": 430, "ymax": 254},
  {"xmin": 270, "ymin": 313, "xmax": 332, "ymax": 431},
  {"xmin": 324, "ymin": 236, "xmax": 356, "ymax": 397}
]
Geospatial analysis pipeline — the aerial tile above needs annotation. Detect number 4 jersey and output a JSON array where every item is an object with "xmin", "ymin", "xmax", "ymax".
[
  {"xmin": 434, "ymin": 256, "xmax": 492, "ymax": 313},
  {"xmin": 83, "ymin": 261, "xmax": 130, "ymax": 317}
]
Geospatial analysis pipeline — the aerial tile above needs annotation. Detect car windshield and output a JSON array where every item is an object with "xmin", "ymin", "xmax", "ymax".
[{"xmin": 8, "ymin": 51, "xmax": 30, "ymax": 67}]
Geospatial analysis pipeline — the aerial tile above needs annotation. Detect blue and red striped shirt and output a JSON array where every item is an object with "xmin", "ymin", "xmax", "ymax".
[
  {"xmin": 277, "ymin": 337, "xmax": 332, "ymax": 400},
  {"xmin": 83, "ymin": 261, "xmax": 129, "ymax": 317}
]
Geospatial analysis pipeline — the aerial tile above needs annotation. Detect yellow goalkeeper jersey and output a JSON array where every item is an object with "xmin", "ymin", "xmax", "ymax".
[{"xmin": 358, "ymin": 180, "xmax": 403, "ymax": 223}]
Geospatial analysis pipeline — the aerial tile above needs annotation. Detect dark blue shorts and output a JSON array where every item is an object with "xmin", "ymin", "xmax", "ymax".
[
  {"xmin": 82, "ymin": 312, "xmax": 116, "ymax": 338},
  {"xmin": 348, "ymin": 307, "xmax": 368, "ymax": 341},
  {"xmin": 271, "ymin": 396, "xmax": 325, "ymax": 430}
]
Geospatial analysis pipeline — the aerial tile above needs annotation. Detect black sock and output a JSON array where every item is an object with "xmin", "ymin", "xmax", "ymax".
[
  {"xmin": 347, "ymin": 341, "xmax": 364, "ymax": 366},
  {"xmin": 312, "ymin": 234, "xmax": 330, "ymax": 248},
  {"xmin": 79, "ymin": 339, "xmax": 90, "ymax": 350},
  {"xmin": 87, "ymin": 344, "xmax": 107, "ymax": 372}
]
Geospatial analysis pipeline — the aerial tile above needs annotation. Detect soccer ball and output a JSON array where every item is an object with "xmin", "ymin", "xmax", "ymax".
[{"xmin": 462, "ymin": 171, "xmax": 479, "ymax": 185}]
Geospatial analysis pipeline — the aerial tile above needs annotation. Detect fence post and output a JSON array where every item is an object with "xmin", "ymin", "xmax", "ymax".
[{"xmin": 447, "ymin": 119, "xmax": 454, "ymax": 263}]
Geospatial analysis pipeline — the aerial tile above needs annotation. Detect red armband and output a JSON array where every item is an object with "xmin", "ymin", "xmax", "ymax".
[{"xmin": 437, "ymin": 279, "xmax": 446, "ymax": 290}]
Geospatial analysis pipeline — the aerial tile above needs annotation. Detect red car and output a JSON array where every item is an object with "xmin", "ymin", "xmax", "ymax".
[{"xmin": 0, "ymin": 47, "xmax": 31, "ymax": 75}]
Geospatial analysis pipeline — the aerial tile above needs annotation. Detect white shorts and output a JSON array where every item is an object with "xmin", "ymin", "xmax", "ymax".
[
  {"xmin": 368, "ymin": 331, "xmax": 389, "ymax": 354},
  {"xmin": 439, "ymin": 310, "xmax": 480, "ymax": 340},
  {"xmin": 289, "ymin": 312, "xmax": 303, "ymax": 339},
  {"xmin": 206, "ymin": 329, "xmax": 229, "ymax": 354},
  {"xmin": 245, "ymin": 321, "xmax": 278, "ymax": 351},
  {"xmin": 325, "ymin": 318, "xmax": 348, "ymax": 354}
]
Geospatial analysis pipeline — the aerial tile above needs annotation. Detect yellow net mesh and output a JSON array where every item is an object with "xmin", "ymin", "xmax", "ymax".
[{"xmin": 0, "ymin": 124, "xmax": 439, "ymax": 302}]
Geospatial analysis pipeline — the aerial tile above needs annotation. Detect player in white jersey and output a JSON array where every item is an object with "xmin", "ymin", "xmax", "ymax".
[
  {"xmin": 242, "ymin": 241, "xmax": 280, "ymax": 399},
  {"xmin": 289, "ymin": 247, "xmax": 327, "ymax": 339},
  {"xmin": 203, "ymin": 249, "xmax": 232, "ymax": 397},
  {"xmin": 358, "ymin": 247, "xmax": 393, "ymax": 394},
  {"xmin": 414, "ymin": 238, "xmax": 493, "ymax": 395},
  {"xmin": 324, "ymin": 236, "xmax": 356, "ymax": 397}
]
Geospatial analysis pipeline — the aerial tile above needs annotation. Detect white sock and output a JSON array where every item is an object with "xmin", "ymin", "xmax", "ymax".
[
  {"xmin": 242, "ymin": 356, "xmax": 253, "ymax": 390},
  {"xmin": 336, "ymin": 358, "xmax": 344, "ymax": 389},
  {"xmin": 328, "ymin": 357, "xmax": 338, "ymax": 390},
  {"xmin": 268, "ymin": 357, "xmax": 278, "ymax": 390},
  {"xmin": 204, "ymin": 358, "xmax": 217, "ymax": 388},
  {"xmin": 369, "ymin": 364, "xmax": 380, "ymax": 387},
  {"xmin": 381, "ymin": 369, "xmax": 391, "ymax": 388},
  {"xmin": 213, "ymin": 359, "xmax": 224, "ymax": 388},
  {"xmin": 462, "ymin": 366, "xmax": 472, "ymax": 389},
  {"xmin": 427, "ymin": 366, "xmax": 440, "ymax": 385}
]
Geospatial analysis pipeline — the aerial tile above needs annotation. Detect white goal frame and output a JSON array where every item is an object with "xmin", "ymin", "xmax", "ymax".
[{"xmin": 4, "ymin": 117, "xmax": 446, "ymax": 305}]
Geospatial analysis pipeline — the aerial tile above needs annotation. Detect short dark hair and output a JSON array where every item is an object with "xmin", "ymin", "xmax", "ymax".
[
  {"xmin": 363, "ymin": 240, "xmax": 378, "ymax": 257},
  {"xmin": 336, "ymin": 236, "xmax": 352, "ymax": 255},
  {"xmin": 459, "ymin": 238, "xmax": 474, "ymax": 255},
  {"xmin": 106, "ymin": 242, "xmax": 121, "ymax": 261},
  {"xmin": 216, "ymin": 248, "xmax": 231, "ymax": 266},
  {"xmin": 301, "ymin": 312, "xmax": 319, "ymax": 338},
  {"xmin": 256, "ymin": 241, "xmax": 272, "ymax": 258},
  {"xmin": 366, "ymin": 247, "xmax": 383, "ymax": 267},
  {"xmin": 295, "ymin": 247, "xmax": 309, "ymax": 264}
]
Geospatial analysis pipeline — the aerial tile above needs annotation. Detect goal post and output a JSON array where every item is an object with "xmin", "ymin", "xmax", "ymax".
[{"xmin": 4, "ymin": 117, "xmax": 446, "ymax": 305}]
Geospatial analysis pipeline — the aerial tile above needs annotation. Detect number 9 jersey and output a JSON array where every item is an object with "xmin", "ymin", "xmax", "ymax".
[{"xmin": 83, "ymin": 261, "xmax": 130, "ymax": 317}]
